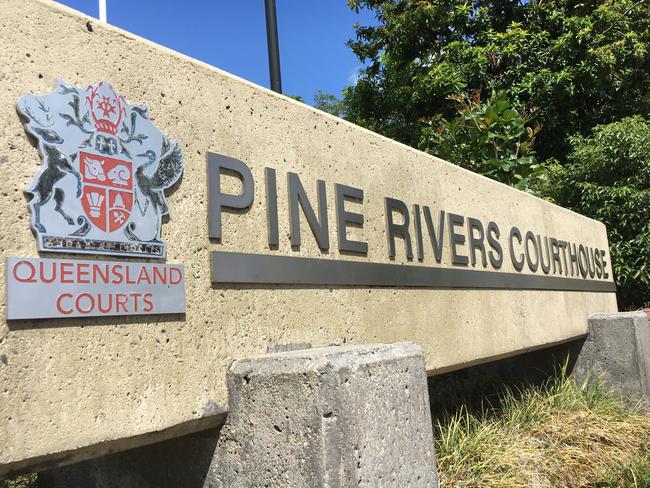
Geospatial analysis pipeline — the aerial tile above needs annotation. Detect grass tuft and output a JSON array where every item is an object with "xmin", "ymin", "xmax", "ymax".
[
  {"xmin": 0, "ymin": 474, "xmax": 37, "ymax": 488},
  {"xmin": 434, "ymin": 367, "xmax": 650, "ymax": 487}
]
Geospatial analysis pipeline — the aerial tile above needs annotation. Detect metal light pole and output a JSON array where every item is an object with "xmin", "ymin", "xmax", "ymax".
[
  {"xmin": 264, "ymin": 0, "xmax": 282, "ymax": 93},
  {"xmin": 98, "ymin": 0, "xmax": 107, "ymax": 22}
]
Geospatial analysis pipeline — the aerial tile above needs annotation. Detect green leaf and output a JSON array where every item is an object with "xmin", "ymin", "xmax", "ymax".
[{"xmin": 502, "ymin": 109, "xmax": 518, "ymax": 121}]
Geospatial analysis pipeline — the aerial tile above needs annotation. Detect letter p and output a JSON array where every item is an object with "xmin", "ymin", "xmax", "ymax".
[{"xmin": 207, "ymin": 152, "xmax": 254, "ymax": 240}]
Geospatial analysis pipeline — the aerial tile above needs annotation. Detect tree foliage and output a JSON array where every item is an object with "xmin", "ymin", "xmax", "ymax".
[
  {"xmin": 317, "ymin": 0, "xmax": 650, "ymax": 306},
  {"xmin": 344, "ymin": 0, "xmax": 650, "ymax": 161},
  {"xmin": 536, "ymin": 116, "xmax": 650, "ymax": 309},
  {"xmin": 419, "ymin": 90, "xmax": 542, "ymax": 188},
  {"xmin": 326, "ymin": 0, "xmax": 650, "ymax": 308},
  {"xmin": 313, "ymin": 90, "xmax": 347, "ymax": 117}
]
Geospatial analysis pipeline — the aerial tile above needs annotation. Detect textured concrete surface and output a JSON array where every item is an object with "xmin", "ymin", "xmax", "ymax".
[
  {"xmin": 40, "ymin": 343, "xmax": 438, "ymax": 487},
  {"xmin": 0, "ymin": 0, "xmax": 616, "ymax": 476},
  {"xmin": 573, "ymin": 312, "xmax": 650, "ymax": 403},
  {"xmin": 208, "ymin": 342, "xmax": 438, "ymax": 487}
]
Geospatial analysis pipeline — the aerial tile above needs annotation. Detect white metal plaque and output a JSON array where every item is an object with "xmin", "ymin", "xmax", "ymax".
[
  {"xmin": 17, "ymin": 81, "xmax": 184, "ymax": 259},
  {"xmin": 6, "ymin": 257, "xmax": 185, "ymax": 320}
]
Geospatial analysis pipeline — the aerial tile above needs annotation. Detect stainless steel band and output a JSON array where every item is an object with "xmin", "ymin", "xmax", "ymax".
[{"xmin": 211, "ymin": 251, "xmax": 616, "ymax": 292}]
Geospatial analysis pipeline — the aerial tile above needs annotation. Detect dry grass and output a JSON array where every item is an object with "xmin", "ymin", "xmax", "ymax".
[
  {"xmin": 0, "ymin": 475, "xmax": 36, "ymax": 488},
  {"xmin": 434, "ymin": 370, "xmax": 650, "ymax": 487}
]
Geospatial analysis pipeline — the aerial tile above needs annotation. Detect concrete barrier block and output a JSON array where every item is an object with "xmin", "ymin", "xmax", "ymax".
[
  {"xmin": 208, "ymin": 342, "xmax": 439, "ymax": 487},
  {"xmin": 39, "ymin": 342, "xmax": 438, "ymax": 487},
  {"xmin": 573, "ymin": 312, "xmax": 650, "ymax": 403}
]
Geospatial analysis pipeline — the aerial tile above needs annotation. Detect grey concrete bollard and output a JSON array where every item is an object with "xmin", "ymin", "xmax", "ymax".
[
  {"xmin": 573, "ymin": 312, "xmax": 650, "ymax": 403},
  {"xmin": 39, "ymin": 342, "xmax": 439, "ymax": 487},
  {"xmin": 206, "ymin": 342, "xmax": 439, "ymax": 487}
]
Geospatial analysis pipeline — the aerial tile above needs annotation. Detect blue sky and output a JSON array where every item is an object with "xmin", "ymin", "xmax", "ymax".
[{"xmin": 55, "ymin": 1, "xmax": 377, "ymax": 104}]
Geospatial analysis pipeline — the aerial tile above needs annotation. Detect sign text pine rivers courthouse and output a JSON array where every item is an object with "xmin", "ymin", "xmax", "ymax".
[
  {"xmin": 6, "ymin": 80, "xmax": 613, "ymax": 322},
  {"xmin": 207, "ymin": 153, "xmax": 610, "ymax": 289}
]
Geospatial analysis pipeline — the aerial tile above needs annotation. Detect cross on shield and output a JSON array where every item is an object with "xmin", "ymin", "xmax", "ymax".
[{"xmin": 79, "ymin": 151, "xmax": 133, "ymax": 233}]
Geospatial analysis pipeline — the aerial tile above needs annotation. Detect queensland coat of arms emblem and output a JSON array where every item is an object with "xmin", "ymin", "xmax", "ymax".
[{"xmin": 17, "ymin": 80, "xmax": 184, "ymax": 258}]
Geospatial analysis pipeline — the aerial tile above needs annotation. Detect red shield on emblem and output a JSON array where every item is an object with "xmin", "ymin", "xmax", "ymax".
[{"xmin": 79, "ymin": 151, "xmax": 133, "ymax": 233}]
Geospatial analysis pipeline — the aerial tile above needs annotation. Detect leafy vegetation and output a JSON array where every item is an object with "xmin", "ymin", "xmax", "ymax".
[
  {"xmin": 0, "ymin": 475, "xmax": 36, "ymax": 488},
  {"xmin": 313, "ymin": 90, "xmax": 347, "ymax": 117},
  {"xmin": 434, "ymin": 370, "xmax": 650, "ymax": 487},
  {"xmin": 538, "ymin": 117, "xmax": 650, "ymax": 309},
  {"xmin": 319, "ymin": 0, "xmax": 650, "ymax": 308},
  {"xmin": 419, "ymin": 90, "xmax": 542, "ymax": 188},
  {"xmin": 343, "ymin": 0, "xmax": 650, "ymax": 162}
]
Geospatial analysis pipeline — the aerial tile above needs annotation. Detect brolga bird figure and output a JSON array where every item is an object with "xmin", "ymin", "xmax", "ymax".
[{"xmin": 135, "ymin": 139, "xmax": 183, "ymax": 241}]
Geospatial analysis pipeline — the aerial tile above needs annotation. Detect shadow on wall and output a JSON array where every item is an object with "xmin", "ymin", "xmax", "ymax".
[
  {"xmin": 38, "ymin": 426, "xmax": 221, "ymax": 488},
  {"xmin": 427, "ymin": 340, "xmax": 585, "ymax": 419}
]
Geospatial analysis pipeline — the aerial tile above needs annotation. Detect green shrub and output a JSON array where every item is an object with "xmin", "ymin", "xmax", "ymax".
[
  {"xmin": 419, "ymin": 90, "xmax": 543, "ymax": 189},
  {"xmin": 537, "ymin": 116, "xmax": 650, "ymax": 309},
  {"xmin": 344, "ymin": 0, "xmax": 650, "ymax": 162}
]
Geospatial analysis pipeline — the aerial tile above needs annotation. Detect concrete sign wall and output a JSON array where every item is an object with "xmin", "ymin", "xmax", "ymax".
[{"xmin": 0, "ymin": 0, "xmax": 616, "ymax": 476}]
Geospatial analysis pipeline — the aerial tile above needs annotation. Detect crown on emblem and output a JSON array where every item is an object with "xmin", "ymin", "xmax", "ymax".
[{"xmin": 86, "ymin": 81, "xmax": 126, "ymax": 135}]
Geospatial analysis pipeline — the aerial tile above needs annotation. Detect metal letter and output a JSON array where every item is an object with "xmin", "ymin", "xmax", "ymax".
[
  {"xmin": 288, "ymin": 172, "xmax": 329, "ymax": 250},
  {"xmin": 587, "ymin": 247, "xmax": 596, "ymax": 279},
  {"xmin": 385, "ymin": 197, "xmax": 413, "ymax": 259},
  {"xmin": 207, "ymin": 152, "xmax": 254, "ymax": 241},
  {"xmin": 487, "ymin": 221, "xmax": 503, "ymax": 269},
  {"xmin": 423, "ymin": 207, "xmax": 445, "ymax": 263},
  {"xmin": 550, "ymin": 238, "xmax": 562, "ymax": 275},
  {"xmin": 413, "ymin": 204, "xmax": 424, "ymax": 261},
  {"xmin": 448, "ymin": 213, "xmax": 468, "ymax": 266},
  {"xmin": 558, "ymin": 241, "xmax": 569, "ymax": 275},
  {"xmin": 468, "ymin": 217, "xmax": 487, "ymax": 268},
  {"xmin": 594, "ymin": 247, "xmax": 603, "ymax": 279},
  {"xmin": 600, "ymin": 249, "xmax": 609, "ymax": 279},
  {"xmin": 578, "ymin": 245, "xmax": 588, "ymax": 279},
  {"xmin": 509, "ymin": 227, "xmax": 524, "ymax": 271},
  {"xmin": 538, "ymin": 235, "xmax": 552, "ymax": 275},
  {"xmin": 524, "ymin": 231, "xmax": 539, "ymax": 272},
  {"xmin": 335, "ymin": 183, "xmax": 367, "ymax": 255},
  {"xmin": 568, "ymin": 242, "xmax": 579, "ymax": 276},
  {"xmin": 265, "ymin": 167, "xmax": 279, "ymax": 248}
]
